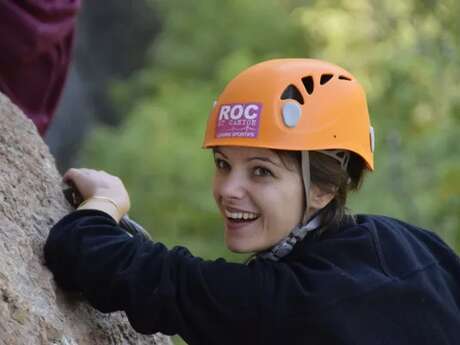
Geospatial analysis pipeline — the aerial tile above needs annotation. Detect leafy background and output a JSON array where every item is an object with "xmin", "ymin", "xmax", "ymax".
[{"xmin": 75, "ymin": 1, "xmax": 460, "ymax": 342}]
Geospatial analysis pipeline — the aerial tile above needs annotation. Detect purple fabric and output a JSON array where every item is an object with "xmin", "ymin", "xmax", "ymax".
[{"xmin": 0, "ymin": 0, "xmax": 81, "ymax": 135}]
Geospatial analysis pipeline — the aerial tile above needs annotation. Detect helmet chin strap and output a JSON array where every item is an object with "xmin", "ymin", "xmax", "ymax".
[
  {"xmin": 302, "ymin": 149, "xmax": 350, "ymax": 222},
  {"xmin": 258, "ymin": 151, "xmax": 319, "ymax": 261},
  {"xmin": 301, "ymin": 151, "xmax": 311, "ymax": 224},
  {"xmin": 257, "ymin": 150, "xmax": 350, "ymax": 262}
]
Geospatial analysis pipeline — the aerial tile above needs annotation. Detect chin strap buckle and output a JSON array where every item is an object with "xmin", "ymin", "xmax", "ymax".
[{"xmin": 258, "ymin": 214, "xmax": 321, "ymax": 261}]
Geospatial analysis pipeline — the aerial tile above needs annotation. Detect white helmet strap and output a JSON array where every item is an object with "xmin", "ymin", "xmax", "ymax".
[
  {"xmin": 257, "ymin": 149, "xmax": 351, "ymax": 262},
  {"xmin": 300, "ymin": 149, "xmax": 349, "ymax": 224},
  {"xmin": 301, "ymin": 151, "xmax": 311, "ymax": 224}
]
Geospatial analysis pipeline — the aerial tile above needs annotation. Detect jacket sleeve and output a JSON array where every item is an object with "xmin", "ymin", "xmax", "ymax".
[{"xmin": 44, "ymin": 210, "xmax": 261, "ymax": 344}]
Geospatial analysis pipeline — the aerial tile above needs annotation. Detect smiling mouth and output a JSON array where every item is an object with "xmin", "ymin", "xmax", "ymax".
[{"xmin": 224, "ymin": 209, "xmax": 260, "ymax": 223}]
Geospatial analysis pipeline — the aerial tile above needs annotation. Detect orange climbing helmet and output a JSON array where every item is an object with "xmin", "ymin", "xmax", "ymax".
[{"xmin": 203, "ymin": 58, "xmax": 375, "ymax": 170}]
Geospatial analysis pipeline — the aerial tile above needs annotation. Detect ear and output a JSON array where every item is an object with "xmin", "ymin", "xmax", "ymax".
[{"xmin": 308, "ymin": 184, "xmax": 335, "ymax": 211}]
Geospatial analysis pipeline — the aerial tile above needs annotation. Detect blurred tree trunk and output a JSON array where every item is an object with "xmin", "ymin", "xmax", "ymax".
[{"xmin": 46, "ymin": 0, "xmax": 161, "ymax": 172}]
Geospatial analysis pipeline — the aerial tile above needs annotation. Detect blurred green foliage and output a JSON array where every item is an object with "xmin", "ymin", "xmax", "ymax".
[
  {"xmin": 81, "ymin": 1, "xmax": 459, "ymax": 343},
  {"xmin": 82, "ymin": 0, "xmax": 460, "ymax": 261}
]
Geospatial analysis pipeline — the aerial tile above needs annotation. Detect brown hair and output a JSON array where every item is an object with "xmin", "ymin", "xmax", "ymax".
[{"xmin": 276, "ymin": 150, "xmax": 367, "ymax": 233}]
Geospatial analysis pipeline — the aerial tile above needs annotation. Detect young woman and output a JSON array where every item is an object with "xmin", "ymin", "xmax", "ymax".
[{"xmin": 44, "ymin": 59, "xmax": 460, "ymax": 345}]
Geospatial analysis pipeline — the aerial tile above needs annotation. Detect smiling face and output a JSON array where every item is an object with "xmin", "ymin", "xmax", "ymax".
[{"xmin": 212, "ymin": 146, "xmax": 305, "ymax": 253}]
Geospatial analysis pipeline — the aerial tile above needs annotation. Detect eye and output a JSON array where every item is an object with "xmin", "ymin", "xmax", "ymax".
[
  {"xmin": 253, "ymin": 166, "xmax": 273, "ymax": 177},
  {"xmin": 215, "ymin": 158, "xmax": 230, "ymax": 171}
]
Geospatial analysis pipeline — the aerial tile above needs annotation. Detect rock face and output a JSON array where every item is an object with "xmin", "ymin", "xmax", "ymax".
[{"xmin": 0, "ymin": 93, "xmax": 172, "ymax": 345}]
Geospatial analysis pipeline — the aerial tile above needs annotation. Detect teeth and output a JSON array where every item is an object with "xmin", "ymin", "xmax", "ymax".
[{"xmin": 225, "ymin": 209, "xmax": 258, "ymax": 220}]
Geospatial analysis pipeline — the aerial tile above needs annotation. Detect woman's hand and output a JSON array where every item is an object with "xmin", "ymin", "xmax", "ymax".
[{"xmin": 63, "ymin": 168, "xmax": 131, "ymax": 220}]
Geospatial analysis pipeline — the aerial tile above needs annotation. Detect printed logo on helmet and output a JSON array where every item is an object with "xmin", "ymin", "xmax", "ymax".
[{"xmin": 215, "ymin": 103, "xmax": 262, "ymax": 139}]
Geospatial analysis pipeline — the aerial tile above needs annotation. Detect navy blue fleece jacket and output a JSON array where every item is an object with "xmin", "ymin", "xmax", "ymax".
[{"xmin": 44, "ymin": 210, "xmax": 460, "ymax": 344}]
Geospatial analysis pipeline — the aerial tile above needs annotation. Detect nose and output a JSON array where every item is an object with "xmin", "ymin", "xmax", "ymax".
[{"xmin": 215, "ymin": 170, "xmax": 247, "ymax": 201}]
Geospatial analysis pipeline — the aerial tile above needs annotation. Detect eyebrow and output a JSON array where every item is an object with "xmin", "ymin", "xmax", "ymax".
[
  {"xmin": 213, "ymin": 149, "xmax": 282, "ymax": 168},
  {"xmin": 248, "ymin": 157, "xmax": 282, "ymax": 168},
  {"xmin": 213, "ymin": 148, "xmax": 227, "ymax": 158}
]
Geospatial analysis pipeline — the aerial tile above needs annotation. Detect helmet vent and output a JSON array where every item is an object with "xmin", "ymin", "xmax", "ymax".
[
  {"xmin": 339, "ymin": 75, "xmax": 352, "ymax": 81},
  {"xmin": 301, "ymin": 76, "xmax": 314, "ymax": 95},
  {"xmin": 281, "ymin": 84, "xmax": 304, "ymax": 104},
  {"xmin": 320, "ymin": 74, "xmax": 334, "ymax": 85}
]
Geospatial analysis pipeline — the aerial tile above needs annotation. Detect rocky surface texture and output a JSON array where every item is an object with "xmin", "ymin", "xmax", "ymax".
[{"xmin": 0, "ymin": 93, "xmax": 172, "ymax": 345}]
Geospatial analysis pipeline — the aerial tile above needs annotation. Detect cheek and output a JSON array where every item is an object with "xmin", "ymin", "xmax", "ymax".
[
  {"xmin": 292, "ymin": 188, "xmax": 305, "ymax": 220},
  {"xmin": 292, "ymin": 179, "xmax": 304, "ymax": 209},
  {"xmin": 274, "ymin": 183, "xmax": 304, "ymax": 226}
]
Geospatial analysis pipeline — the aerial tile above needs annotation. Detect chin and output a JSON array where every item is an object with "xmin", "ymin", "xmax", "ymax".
[
  {"xmin": 225, "ymin": 237, "xmax": 269, "ymax": 254},
  {"xmin": 226, "ymin": 242, "xmax": 250, "ymax": 253},
  {"xmin": 225, "ymin": 238, "xmax": 253, "ymax": 253}
]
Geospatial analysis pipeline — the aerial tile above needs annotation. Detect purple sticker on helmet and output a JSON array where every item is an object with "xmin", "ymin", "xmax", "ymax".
[{"xmin": 215, "ymin": 103, "xmax": 262, "ymax": 138}]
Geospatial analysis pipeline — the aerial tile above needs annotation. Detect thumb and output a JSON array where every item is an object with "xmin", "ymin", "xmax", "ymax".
[{"xmin": 63, "ymin": 168, "xmax": 79, "ymax": 185}]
